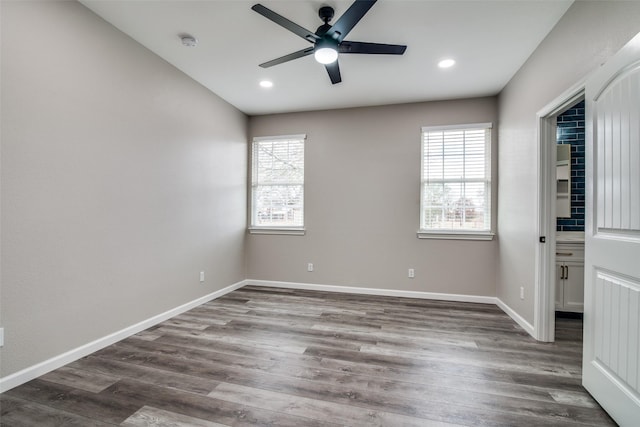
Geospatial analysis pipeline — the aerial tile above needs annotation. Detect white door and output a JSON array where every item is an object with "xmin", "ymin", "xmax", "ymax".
[{"xmin": 583, "ymin": 32, "xmax": 640, "ymax": 426}]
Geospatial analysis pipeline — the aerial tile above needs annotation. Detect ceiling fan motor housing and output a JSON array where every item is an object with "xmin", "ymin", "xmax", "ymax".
[{"xmin": 316, "ymin": 37, "xmax": 338, "ymax": 50}]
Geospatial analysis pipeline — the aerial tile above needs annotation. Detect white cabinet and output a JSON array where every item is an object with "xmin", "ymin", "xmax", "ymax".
[{"xmin": 555, "ymin": 241, "xmax": 584, "ymax": 313}]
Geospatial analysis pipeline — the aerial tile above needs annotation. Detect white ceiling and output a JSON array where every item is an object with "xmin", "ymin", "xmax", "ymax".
[{"xmin": 80, "ymin": 0, "xmax": 573, "ymax": 116}]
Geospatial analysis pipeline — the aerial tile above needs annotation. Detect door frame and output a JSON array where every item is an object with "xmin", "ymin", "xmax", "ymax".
[{"xmin": 534, "ymin": 81, "xmax": 585, "ymax": 342}]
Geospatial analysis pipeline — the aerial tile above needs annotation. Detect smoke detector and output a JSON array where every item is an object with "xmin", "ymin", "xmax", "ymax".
[{"xmin": 180, "ymin": 34, "xmax": 198, "ymax": 47}]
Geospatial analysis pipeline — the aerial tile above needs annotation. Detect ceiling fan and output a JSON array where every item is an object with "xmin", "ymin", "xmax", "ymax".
[{"xmin": 251, "ymin": 0, "xmax": 407, "ymax": 84}]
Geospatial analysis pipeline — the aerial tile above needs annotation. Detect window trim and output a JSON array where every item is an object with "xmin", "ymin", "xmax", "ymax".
[
  {"xmin": 249, "ymin": 134, "xmax": 306, "ymax": 235},
  {"xmin": 417, "ymin": 230, "xmax": 495, "ymax": 241},
  {"xmin": 248, "ymin": 227, "xmax": 305, "ymax": 235},
  {"xmin": 418, "ymin": 122, "xmax": 494, "ymax": 241}
]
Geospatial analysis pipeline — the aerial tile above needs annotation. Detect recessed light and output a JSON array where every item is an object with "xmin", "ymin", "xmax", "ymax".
[
  {"xmin": 259, "ymin": 80, "xmax": 273, "ymax": 88},
  {"xmin": 438, "ymin": 58, "xmax": 456, "ymax": 69}
]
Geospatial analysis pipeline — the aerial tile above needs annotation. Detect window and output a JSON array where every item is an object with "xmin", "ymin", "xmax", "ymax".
[
  {"xmin": 419, "ymin": 123, "xmax": 493, "ymax": 240},
  {"xmin": 250, "ymin": 134, "xmax": 305, "ymax": 233}
]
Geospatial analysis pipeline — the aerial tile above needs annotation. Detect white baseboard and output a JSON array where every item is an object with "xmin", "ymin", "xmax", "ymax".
[
  {"xmin": 244, "ymin": 279, "xmax": 498, "ymax": 305},
  {"xmin": 247, "ymin": 280, "xmax": 536, "ymax": 339},
  {"xmin": 496, "ymin": 298, "xmax": 536, "ymax": 337},
  {"xmin": 0, "ymin": 280, "xmax": 246, "ymax": 393}
]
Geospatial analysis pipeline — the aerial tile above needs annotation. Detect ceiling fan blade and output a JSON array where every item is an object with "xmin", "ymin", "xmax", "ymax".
[
  {"xmin": 328, "ymin": 0, "xmax": 377, "ymax": 42},
  {"xmin": 339, "ymin": 41, "xmax": 407, "ymax": 55},
  {"xmin": 259, "ymin": 47, "xmax": 314, "ymax": 68},
  {"xmin": 325, "ymin": 61, "xmax": 342, "ymax": 84},
  {"xmin": 252, "ymin": 4, "xmax": 319, "ymax": 43}
]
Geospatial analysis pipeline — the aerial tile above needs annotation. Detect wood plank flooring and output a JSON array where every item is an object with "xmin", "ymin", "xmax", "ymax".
[{"xmin": 1, "ymin": 285, "xmax": 616, "ymax": 426}]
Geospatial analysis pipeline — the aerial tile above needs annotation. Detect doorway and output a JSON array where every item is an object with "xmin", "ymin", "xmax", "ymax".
[{"xmin": 534, "ymin": 84, "xmax": 585, "ymax": 342}]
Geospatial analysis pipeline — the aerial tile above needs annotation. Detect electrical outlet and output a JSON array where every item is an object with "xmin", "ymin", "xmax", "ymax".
[
  {"xmin": 200, "ymin": 271, "xmax": 205, "ymax": 282},
  {"xmin": 307, "ymin": 263, "xmax": 314, "ymax": 272},
  {"xmin": 0, "ymin": 328, "xmax": 4, "ymax": 347},
  {"xmin": 408, "ymin": 268, "xmax": 415, "ymax": 278},
  {"xmin": 520, "ymin": 286, "xmax": 524, "ymax": 300}
]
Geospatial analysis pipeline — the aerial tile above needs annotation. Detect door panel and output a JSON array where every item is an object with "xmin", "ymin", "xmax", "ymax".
[
  {"xmin": 595, "ymin": 65, "xmax": 640, "ymax": 233},
  {"xmin": 584, "ymin": 32, "xmax": 640, "ymax": 426},
  {"xmin": 593, "ymin": 271, "xmax": 640, "ymax": 389}
]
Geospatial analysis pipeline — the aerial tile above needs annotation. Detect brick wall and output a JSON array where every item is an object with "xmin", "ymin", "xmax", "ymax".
[{"xmin": 556, "ymin": 100, "xmax": 585, "ymax": 232}]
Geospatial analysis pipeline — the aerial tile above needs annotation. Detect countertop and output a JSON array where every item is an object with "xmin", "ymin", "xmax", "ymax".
[{"xmin": 556, "ymin": 231, "xmax": 585, "ymax": 243}]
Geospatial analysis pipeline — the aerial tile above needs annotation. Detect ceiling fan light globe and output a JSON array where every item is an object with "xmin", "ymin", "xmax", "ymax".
[{"xmin": 314, "ymin": 47, "xmax": 338, "ymax": 64}]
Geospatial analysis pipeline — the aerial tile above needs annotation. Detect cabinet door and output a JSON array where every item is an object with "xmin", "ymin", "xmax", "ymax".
[
  {"xmin": 555, "ymin": 263, "xmax": 565, "ymax": 310},
  {"xmin": 563, "ymin": 262, "xmax": 584, "ymax": 312}
]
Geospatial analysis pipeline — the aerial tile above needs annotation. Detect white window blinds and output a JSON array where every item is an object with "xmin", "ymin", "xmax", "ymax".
[
  {"xmin": 420, "ymin": 123, "xmax": 492, "ymax": 232},
  {"xmin": 251, "ymin": 135, "xmax": 305, "ymax": 228}
]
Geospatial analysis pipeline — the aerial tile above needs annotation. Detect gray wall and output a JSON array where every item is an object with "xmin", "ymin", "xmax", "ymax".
[
  {"xmin": 497, "ymin": 1, "xmax": 640, "ymax": 322},
  {"xmin": 248, "ymin": 98, "xmax": 498, "ymax": 297},
  {"xmin": 0, "ymin": 1, "xmax": 247, "ymax": 377}
]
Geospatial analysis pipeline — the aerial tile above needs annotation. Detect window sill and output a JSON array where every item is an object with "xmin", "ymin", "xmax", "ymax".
[
  {"xmin": 417, "ymin": 231, "xmax": 495, "ymax": 241},
  {"xmin": 248, "ymin": 227, "xmax": 306, "ymax": 236}
]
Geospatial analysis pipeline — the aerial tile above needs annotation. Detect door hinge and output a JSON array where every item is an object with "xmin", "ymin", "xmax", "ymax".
[{"xmin": 539, "ymin": 236, "xmax": 546, "ymax": 243}]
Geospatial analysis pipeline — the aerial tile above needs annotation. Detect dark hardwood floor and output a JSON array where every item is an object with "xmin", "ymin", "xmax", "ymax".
[{"xmin": 1, "ymin": 285, "xmax": 615, "ymax": 426}]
